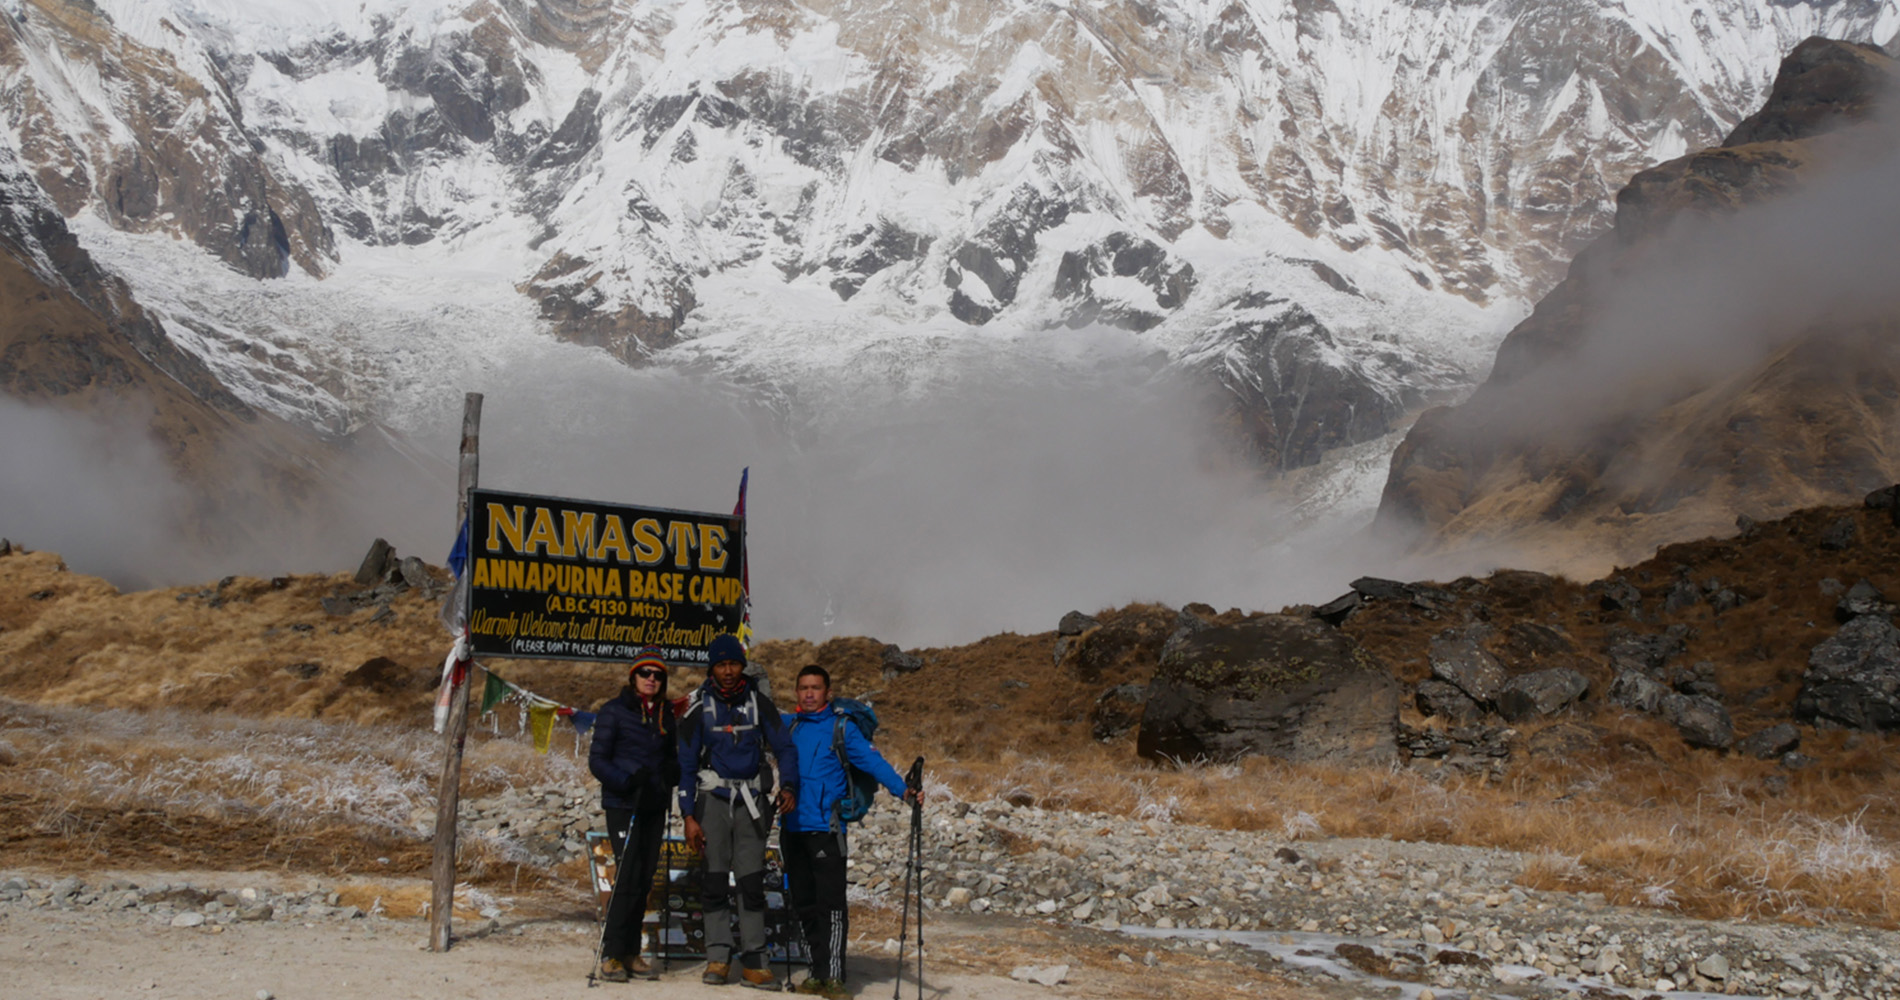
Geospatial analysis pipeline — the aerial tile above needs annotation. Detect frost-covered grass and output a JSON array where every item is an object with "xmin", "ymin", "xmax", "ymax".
[
  {"xmin": 0, "ymin": 699, "xmax": 584, "ymax": 844},
  {"xmin": 926, "ymin": 740, "xmax": 1900, "ymax": 927}
]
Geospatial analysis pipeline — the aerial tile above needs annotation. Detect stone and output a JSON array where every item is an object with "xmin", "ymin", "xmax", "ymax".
[
  {"xmin": 0, "ymin": 538, "xmax": 10, "ymax": 556},
  {"xmin": 1009, "ymin": 964, "xmax": 1069, "ymax": 987},
  {"xmin": 1835, "ymin": 580, "xmax": 1893, "ymax": 623},
  {"xmin": 880, "ymin": 644, "xmax": 923, "ymax": 675},
  {"xmin": 1736, "ymin": 723, "xmax": 1801, "ymax": 760},
  {"xmin": 1863, "ymin": 484, "xmax": 1900, "ymax": 509},
  {"xmin": 1350, "ymin": 577, "xmax": 1412, "ymax": 602},
  {"xmin": 1137, "ymin": 614, "xmax": 1399, "ymax": 765},
  {"xmin": 1609, "ymin": 670, "xmax": 1669, "ymax": 713},
  {"xmin": 1312, "ymin": 592, "xmax": 1362, "ymax": 627},
  {"xmin": 1661, "ymin": 693, "xmax": 1734, "ymax": 750},
  {"xmin": 1796, "ymin": 615, "xmax": 1900, "ymax": 730},
  {"xmin": 1057, "ymin": 611, "xmax": 1099, "ymax": 636},
  {"xmin": 1599, "ymin": 578, "xmax": 1642, "ymax": 613},
  {"xmin": 354, "ymin": 538, "xmax": 395, "ymax": 586},
  {"xmin": 170, "ymin": 912, "xmax": 206, "ymax": 928},
  {"xmin": 1698, "ymin": 954, "xmax": 1731, "ymax": 980},
  {"xmin": 1664, "ymin": 580, "xmax": 1701, "ymax": 614},
  {"xmin": 1410, "ymin": 585, "xmax": 1458, "ymax": 614},
  {"xmin": 1090, "ymin": 684, "xmax": 1147, "ymax": 741},
  {"xmin": 1496, "ymin": 668, "xmax": 1589, "ymax": 722},
  {"xmin": 1415, "ymin": 679, "xmax": 1483, "ymax": 724},
  {"xmin": 399, "ymin": 556, "xmax": 433, "ymax": 590},
  {"xmin": 1429, "ymin": 636, "xmax": 1507, "ymax": 703},
  {"xmin": 1818, "ymin": 516, "xmax": 1858, "ymax": 551},
  {"xmin": 237, "ymin": 903, "xmax": 274, "ymax": 921}
]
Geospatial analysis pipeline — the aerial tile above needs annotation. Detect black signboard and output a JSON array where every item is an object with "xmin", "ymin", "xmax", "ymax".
[{"xmin": 464, "ymin": 488, "xmax": 745, "ymax": 666}]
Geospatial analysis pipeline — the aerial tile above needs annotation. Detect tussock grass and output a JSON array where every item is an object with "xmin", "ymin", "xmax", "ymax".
[
  {"xmin": 909, "ymin": 738, "xmax": 1900, "ymax": 927},
  {"xmin": 0, "ymin": 698, "xmax": 586, "ymax": 884}
]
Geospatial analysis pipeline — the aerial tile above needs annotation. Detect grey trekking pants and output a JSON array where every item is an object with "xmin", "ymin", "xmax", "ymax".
[{"xmin": 697, "ymin": 792, "xmax": 772, "ymax": 968}]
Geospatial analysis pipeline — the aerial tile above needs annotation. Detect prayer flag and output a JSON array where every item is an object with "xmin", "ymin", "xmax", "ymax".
[
  {"xmin": 528, "ymin": 703, "xmax": 557, "ymax": 753},
  {"xmin": 479, "ymin": 669, "xmax": 508, "ymax": 717}
]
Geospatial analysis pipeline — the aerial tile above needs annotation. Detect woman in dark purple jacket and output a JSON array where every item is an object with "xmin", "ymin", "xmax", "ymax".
[{"xmin": 588, "ymin": 649, "xmax": 679, "ymax": 981}]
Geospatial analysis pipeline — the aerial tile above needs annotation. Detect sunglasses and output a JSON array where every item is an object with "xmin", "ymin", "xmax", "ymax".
[{"xmin": 633, "ymin": 668, "xmax": 665, "ymax": 680}]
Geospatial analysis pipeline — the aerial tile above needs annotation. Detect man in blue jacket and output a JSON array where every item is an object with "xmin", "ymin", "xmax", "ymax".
[
  {"xmin": 679, "ymin": 633, "xmax": 798, "ymax": 989},
  {"xmin": 782, "ymin": 665, "xmax": 913, "ymax": 999}
]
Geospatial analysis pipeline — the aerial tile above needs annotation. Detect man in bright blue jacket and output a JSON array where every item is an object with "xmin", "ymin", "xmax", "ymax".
[
  {"xmin": 679, "ymin": 633, "xmax": 798, "ymax": 989},
  {"xmin": 782, "ymin": 665, "xmax": 912, "ymax": 998}
]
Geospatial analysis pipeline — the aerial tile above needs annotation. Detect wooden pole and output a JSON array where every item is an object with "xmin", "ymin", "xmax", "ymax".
[{"xmin": 429, "ymin": 391, "xmax": 482, "ymax": 952}]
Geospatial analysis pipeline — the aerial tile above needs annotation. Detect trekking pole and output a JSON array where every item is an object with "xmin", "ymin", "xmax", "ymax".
[
  {"xmin": 588, "ymin": 816, "xmax": 626, "ymax": 987},
  {"xmin": 910, "ymin": 758, "xmax": 925, "ymax": 1000},
  {"xmin": 658, "ymin": 802, "xmax": 675, "ymax": 978},
  {"xmin": 892, "ymin": 757, "xmax": 925, "ymax": 1000}
]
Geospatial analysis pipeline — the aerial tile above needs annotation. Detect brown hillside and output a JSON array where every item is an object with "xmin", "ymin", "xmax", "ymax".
[
  {"xmin": 1378, "ymin": 38, "xmax": 1900, "ymax": 576},
  {"xmin": 3, "ymin": 490, "xmax": 1898, "ymax": 923}
]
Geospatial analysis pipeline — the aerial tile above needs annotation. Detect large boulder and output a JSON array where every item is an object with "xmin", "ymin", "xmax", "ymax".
[
  {"xmin": 1796, "ymin": 616, "xmax": 1900, "ymax": 730},
  {"xmin": 1496, "ymin": 668, "xmax": 1589, "ymax": 722},
  {"xmin": 1428, "ymin": 635, "xmax": 1507, "ymax": 704},
  {"xmin": 1609, "ymin": 670, "xmax": 1669, "ymax": 713},
  {"xmin": 1660, "ymin": 693, "xmax": 1735, "ymax": 750},
  {"xmin": 1415, "ymin": 679, "xmax": 1483, "ymax": 724},
  {"xmin": 1138, "ymin": 614, "xmax": 1399, "ymax": 765}
]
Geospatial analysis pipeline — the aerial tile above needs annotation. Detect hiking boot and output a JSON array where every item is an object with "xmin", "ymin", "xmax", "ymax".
[
  {"xmin": 627, "ymin": 954, "xmax": 654, "ymax": 979},
  {"xmin": 796, "ymin": 978, "xmax": 828, "ymax": 995},
  {"xmin": 818, "ymin": 979, "xmax": 851, "ymax": 999},
  {"xmin": 702, "ymin": 961, "xmax": 730, "ymax": 985},
  {"xmin": 597, "ymin": 957, "xmax": 631, "ymax": 983},
  {"xmin": 738, "ymin": 967, "xmax": 779, "ymax": 990}
]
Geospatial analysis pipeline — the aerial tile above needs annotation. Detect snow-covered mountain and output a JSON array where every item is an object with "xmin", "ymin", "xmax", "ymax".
[{"xmin": 3, "ymin": 0, "xmax": 1896, "ymax": 467}]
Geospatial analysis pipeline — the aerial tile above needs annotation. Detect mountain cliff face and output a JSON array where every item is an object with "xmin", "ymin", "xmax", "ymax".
[
  {"xmin": 1377, "ymin": 38, "xmax": 1900, "ymax": 573},
  {"xmin": 3, "ymin": 0, "xmax": 1896, "ymax": 473}
]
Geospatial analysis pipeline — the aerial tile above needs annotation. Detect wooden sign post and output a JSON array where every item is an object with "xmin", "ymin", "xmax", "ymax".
[{"xmin": 430, "ymin": 391, "xmax": 482, "ymax": 952}]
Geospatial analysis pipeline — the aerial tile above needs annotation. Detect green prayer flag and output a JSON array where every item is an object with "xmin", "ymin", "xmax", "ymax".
[{"xmin": 480, "ymin": 669, "xmax": 508, "ymax": 716}]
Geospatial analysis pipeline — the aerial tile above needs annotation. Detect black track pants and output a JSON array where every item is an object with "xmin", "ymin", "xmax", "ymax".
[
  {"xmin": 782, "ymin": 830, "xmax": 850, "ymax": 982},
  {"xmin": 602, "ymin": 805, "xmax": 666, "ymax": 960}
]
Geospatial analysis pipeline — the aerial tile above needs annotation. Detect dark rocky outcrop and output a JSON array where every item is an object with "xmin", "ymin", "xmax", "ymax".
[
  {"xmin": 1427, "ymin": 634, "xmax": 1507, "ymax": 705},
  {"xmin": 1660, "ymin": 693, "xmax": 1735, "ymax": 750},
  {"xmin": 1495, "ymin": 668, "xmax": 1589, "ymax": 722},
  {"xmin": 1609, "ymin": 669, "xmax": 1669, "ymax": 714},
  {"xmin": 1138, "ymin": 614, "xmax": 1398, "ymax": 765},
  {"xmin": 1414, "ymin": 679, "xmax": 1482, "ymax": 724},
  {"xmin": 1051, "ymin": 232, "xmax": 1196, "ymax": 331},
  {"xmin": 1090, "ymin": 684, "xmax": 1147, "ymax": 742},
  {"xmin": 1796, "ymin": 615, "xmax": 1900, "ymax": 730},
  {"xmin": 1835, "ymin": 580, "xmax": 1893, "ymax": 623}
]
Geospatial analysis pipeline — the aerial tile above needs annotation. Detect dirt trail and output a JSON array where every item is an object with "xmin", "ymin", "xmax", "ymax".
[{"xmin": 1, "ymin": 887, "xmax": 1303, "ymax": 1000}]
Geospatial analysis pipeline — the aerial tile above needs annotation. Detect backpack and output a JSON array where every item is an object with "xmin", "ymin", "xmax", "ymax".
[{"xmin": 797, "ymin": 697, "xmax": 881, "ymax": 829}]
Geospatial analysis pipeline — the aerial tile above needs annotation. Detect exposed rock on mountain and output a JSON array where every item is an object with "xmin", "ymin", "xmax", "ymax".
[
  {"xmin": 1137, "ymin": 613, "xmax": 1399, "ymax": 766},
  {"xmin": 1377, "ymin": 38, "xmax": 1900, "ymax": 574},
  {"xmin": 4, "ymin": 0, "xmax": 1891, "ymax": 473},
  {"xmin": 0, "ymin": 0, "xmax": 334, "ymax": 278}
]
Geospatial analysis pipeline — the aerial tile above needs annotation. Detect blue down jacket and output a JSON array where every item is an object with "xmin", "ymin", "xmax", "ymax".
[
  {"xmin": 781, "ymin": 702, "xmax": 907, "ymax": 834},
  {"xmin": 588, "ymin": 687, "xmax": 678, "ymax": 812},
  {"xmin": 676, "ymin": 678, "xmax": 799, "ymax": 816}
]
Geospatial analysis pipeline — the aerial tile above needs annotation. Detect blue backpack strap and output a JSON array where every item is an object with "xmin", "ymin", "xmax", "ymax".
[{"xmin": 829, "ymin": 714, "xmax": 849, "ymax": 833}]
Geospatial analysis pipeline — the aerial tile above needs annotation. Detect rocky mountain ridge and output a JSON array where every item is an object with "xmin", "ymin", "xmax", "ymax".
[
  {"xmin": 1377, "ymin": 36, "xmax": 1900, "ymax": 573},
  {"xmin": 4, "ymin": 0, "xmax": 1895, "ymax": 473}
]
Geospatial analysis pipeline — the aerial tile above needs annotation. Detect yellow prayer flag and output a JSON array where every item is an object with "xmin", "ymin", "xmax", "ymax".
[{"xmin": 528, "ymin": 703, "xmax": 557, "ymax": 754}]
